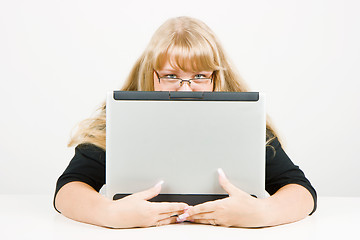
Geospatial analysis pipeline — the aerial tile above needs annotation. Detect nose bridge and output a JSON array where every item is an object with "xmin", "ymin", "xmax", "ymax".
[{"xmin": 178, "ymin": 80, "xmax": 192, "ymax": 91}]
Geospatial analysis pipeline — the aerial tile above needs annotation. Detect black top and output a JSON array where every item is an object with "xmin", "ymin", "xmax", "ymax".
[{"xmin": 54, "ymin": 137, "xmax": 317, "ymax": 215}]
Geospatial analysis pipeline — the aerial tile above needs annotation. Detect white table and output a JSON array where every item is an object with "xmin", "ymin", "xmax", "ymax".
[{"xmin": 0, "ymin": 195, "xmax": 359, "ymax": 239}]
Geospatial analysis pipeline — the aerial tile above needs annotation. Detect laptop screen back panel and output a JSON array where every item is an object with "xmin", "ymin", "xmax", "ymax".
[{"xmin": 106, "ymin": 91, "xmax": 267, "ymax": 200}]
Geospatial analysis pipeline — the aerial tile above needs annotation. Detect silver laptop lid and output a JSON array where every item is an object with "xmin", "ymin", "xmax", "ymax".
[{"xmin": 106, "ymin": 91, "xmax": 267, "ymax": 202}]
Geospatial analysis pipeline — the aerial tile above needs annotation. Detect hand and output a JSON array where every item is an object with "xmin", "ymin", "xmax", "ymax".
[
  {"xmin": 179, "ymin": 169, "xmax": 268, "ymax": 228},
  {"xmin": 104, "ymin": 181, "xmax": 189, "ymax": 228}
]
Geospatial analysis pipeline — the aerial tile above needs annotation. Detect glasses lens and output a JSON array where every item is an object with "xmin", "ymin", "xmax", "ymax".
[
  {"xmin": 159, "ymin": 78, "xmax": 212, "ymax": 91},
  {"xmin": 190, "ymin": 79, "xmax": 212, "ymax": 90},
  {"xmin": 159, "ymin": 78, "xmax": 181, "ymax": 90}
]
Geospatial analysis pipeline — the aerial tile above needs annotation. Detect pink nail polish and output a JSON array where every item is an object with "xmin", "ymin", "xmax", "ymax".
[
  {"xmin": 217, "ymin": 168, "xmax": 226, "ymax": 178},
  {"xmin": 177, "ymin": 212, "xmax": 189, "ymax": 221},
  {"xmin": 154, "ymin": 180, "xmax": 164, "ymax": 188}
]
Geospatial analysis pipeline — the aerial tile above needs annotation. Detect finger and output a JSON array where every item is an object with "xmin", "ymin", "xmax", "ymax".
[
  {"xmin": 153, "ymin": 216, "xmax": 177, "ymax": 227},
  {"xmin": 151, "ymin": 202, "xmax": 189, "ymax": 214},
  {"xmin": 131, "ymin": 180, "xmax": 164, "ymax": 200},
  {"xmin": 158, "ymin": 210, "xmax": 185, "ymax": 221},
  {"xmin": 160, "ymin": 209, "xmax": 186, "ymax": 217},
  {"xmin": 217, "ymin": 168, "xmax": 241, "ymax": 196},
  {"xmin": 191, "ymin": 219, "xmax": 216, "ymax": 225},
  {"xmin": 186, "ymin": 201, "xmax": 217, "ymax": 217},
  {"xmin": 177, "ymin": 203, "xmax": 216, "ymax": 222},
  {"xmin": 187, "ymin": 211, "xmax": 215, "ymax": 220}
]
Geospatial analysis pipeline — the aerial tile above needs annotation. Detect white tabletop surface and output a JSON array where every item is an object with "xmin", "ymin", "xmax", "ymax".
[{"xmin": 0, "ymin": 195, "xmax": 359, "ymax": 240}]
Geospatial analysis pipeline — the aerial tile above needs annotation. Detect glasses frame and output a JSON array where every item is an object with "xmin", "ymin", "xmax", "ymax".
[{"xmin": 154, "ymin": 70, "xmax": 213, "ymax": 89}]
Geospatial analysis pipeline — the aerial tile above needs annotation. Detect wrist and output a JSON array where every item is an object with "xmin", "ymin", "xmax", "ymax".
[
  {"xmin": 234, "ymin": 197, "xmax": 276, "ymax": 228},
  {"xmin": 101, "ymin": 198, "xmax": 136, "ymax": 229}
]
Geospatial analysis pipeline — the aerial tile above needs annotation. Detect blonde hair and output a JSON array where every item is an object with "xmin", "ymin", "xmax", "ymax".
[{"xmin": 68, "ymin": 16, "xmax": 278, "ymax": 150}]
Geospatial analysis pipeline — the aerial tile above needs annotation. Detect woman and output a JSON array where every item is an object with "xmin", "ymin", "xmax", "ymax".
[{"xmin": 54, "ymin": 16, "xmax": 317, "ymax": 228}]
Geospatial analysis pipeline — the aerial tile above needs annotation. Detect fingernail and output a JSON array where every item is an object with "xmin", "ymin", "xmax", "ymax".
[
  {"xmin": 176, "ymin": 217, "xmax": 184, "ymax": 223},
  {"xmin": 217, "ymin": 168, "xmax": 226, "ymax": 178},
  {"xmin": 155, "ymin": 180, "xmax": 164, "ymax": 188},
  {"xmin": 177, "ymin": 212, "xmax": 189, "ymax": 222},
  {"xmin": 184, "ymin": 205, "xmax": 193, "ymax": 211}
]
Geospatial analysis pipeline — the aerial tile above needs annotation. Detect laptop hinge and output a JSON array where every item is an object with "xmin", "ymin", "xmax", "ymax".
[{"xmin": 169, "ymin": 92, "xmax": 204, "ymax": 100}]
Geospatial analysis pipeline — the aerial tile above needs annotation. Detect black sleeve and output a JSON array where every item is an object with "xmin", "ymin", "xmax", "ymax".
[
  {"xmin": 53, "ymin": 144, "xmax": 106, "ymax": 213},
  {"xmin": 265, "ymin": 138, "xmax": 317, "ymax": 215}
]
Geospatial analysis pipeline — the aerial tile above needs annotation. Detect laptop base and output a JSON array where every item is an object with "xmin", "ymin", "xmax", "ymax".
[{"xmin": 113, "ymin": 193, "xmax": 229, "ymax": 205}]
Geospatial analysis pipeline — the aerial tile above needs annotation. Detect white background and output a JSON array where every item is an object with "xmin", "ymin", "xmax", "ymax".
[{"xmin": 0, "ymin": 0, "xmax": 359, "ymax": 196}]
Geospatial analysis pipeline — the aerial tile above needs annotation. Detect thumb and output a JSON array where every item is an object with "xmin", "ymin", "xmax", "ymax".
[
  {"xmin": 217, "ymin": 168, "xmax": 241, "ymax": 196},
  {"xmin": 132, "ymin": 180, "xmax": 164, "ymax": 201}
]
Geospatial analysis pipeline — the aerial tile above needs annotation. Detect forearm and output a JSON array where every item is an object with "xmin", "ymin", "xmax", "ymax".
[
  {"xmin": 55, "ymin": 181, "xmax": 112, "ymax": 227},
  {"xmin": 262, "ymin": 184, "xmax": 314, "ymax": 227}
]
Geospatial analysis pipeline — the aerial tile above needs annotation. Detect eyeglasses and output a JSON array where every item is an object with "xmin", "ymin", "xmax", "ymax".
[{"xmin": 154, "ymin": 71, "xmax": 213, "ymax": 91}]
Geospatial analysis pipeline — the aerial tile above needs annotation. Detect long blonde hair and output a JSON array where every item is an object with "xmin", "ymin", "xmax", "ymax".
[{"xmin": 68, "ymin": 16, "xmax": 278, "ymax": 150}]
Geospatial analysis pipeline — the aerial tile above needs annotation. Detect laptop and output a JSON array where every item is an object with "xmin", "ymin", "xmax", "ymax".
[{"xmin": 106, "ymin": 91, "xmax": 268, "ymax": 205}]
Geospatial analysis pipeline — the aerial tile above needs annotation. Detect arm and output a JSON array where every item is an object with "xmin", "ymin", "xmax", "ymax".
[
  {"xmin": 55, "ymin": 181, "xmax": 188, "ymax": 228},
  {"xmin": 55, "ymin": 181, "xmax": 112, "ymax": 227},
  {"xmin": 182, "ymin": 169, "xmax": 314, "ymax": 227},
  {"xmin": 54, "ymin": 144, "xmax": 188, "ymax": 228},
  {"xmin": 261, "ymin": 183, "xmax": 314, "ymax": 226}
]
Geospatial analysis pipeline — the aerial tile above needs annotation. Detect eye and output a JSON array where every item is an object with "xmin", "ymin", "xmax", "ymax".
[
  {"xmin": 194, "ymin": 74, "xmax": 207, "ymax": 79},
  {"xmin": 164, "ymin": 74, "xmax": 178, "ymax": 79}
]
